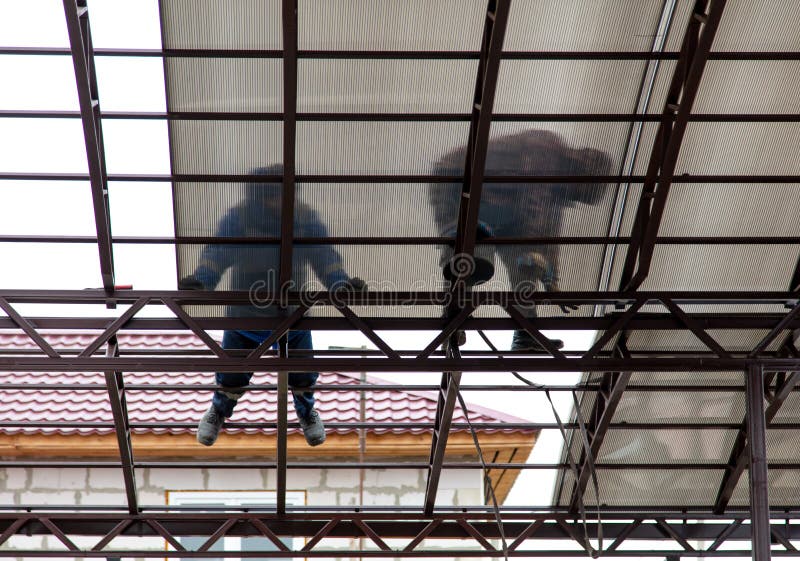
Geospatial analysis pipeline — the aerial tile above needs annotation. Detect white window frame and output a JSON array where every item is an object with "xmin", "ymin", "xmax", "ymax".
[{"xmin": 166, "ymin": 490, "xmax": 305, "ymax": 560}]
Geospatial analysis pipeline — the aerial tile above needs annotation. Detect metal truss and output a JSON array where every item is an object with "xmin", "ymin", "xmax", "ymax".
[{"xmin": 0, "ymin": 510, "xmax": 798, "ymax": 558}]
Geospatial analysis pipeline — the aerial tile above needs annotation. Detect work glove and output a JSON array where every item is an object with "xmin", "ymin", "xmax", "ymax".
[{"xmin": 178, "ymin": 275, "xmax": 205, "ymax": 291}]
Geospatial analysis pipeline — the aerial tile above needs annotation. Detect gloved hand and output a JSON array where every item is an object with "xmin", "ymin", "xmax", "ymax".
[{"xmin": 178, "ymin": 275, "xmax": 204, "ymax": 291}]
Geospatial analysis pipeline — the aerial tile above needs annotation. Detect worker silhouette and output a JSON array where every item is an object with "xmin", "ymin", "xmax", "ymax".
[
  {"xmin": 429, "ymin": 130, "xmax": 612, "ymax": 350},
  {"xmin": 180, "ymin": 165, "xmax": 365, "ymax": 447}
]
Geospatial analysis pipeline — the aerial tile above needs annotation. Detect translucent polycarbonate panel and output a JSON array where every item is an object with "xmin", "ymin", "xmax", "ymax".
[
  {"xmin": 0, "ymin": 56, "xmax": 79, "ymax": 111},
  {"xmin": 0, "ymin": 181, "xmax": 95, "ymax": 235},
  {"xmin": 95, "ymin": 57, "xmax": 166, "ymax": 112},
  {"xmin": 504, "ymin": 0, "xmax": 667, "ymax": 52},
  {"xmin": 298, "ymin": 59, "xmax": 477, "ymax": 113},
  {"xmin": 102, "ymin": 120, "xmax": 171, "ymax": 174},
  {"xmin": 293, "ymin": 244, "xmax": 446, "ymax": 291},
  {"xmin": 559, "ymin": 468, "xmax": 725, "ymax": 507},
  {"xmin": 624, "ymin": 329, "xmax": 785, "ymax": 354},
  {"xmin": 474, "ymin": 244, "xmax": 609, "ymax": 301},
  {"xmin": 0, "ymin": 119, "xmax": 87, "ymax": 173},
  {"xmin": 296, "ymin": 122, "xmax": 468, "ymax": 174},
  {"xmin": 488, "ymin": 122, "xmax": 656, "ymax": 179},
  {"xmin": 772, "ymin": 393, "xmax": 800, "ymax": 422},
  {"xmin": 694, "ymin": 61, "xmax": 800, "ymax": 113},
  {"xmin": 160, "ymin": 0, "xmax": 282, "ymax": 49},
  {"xmin": 607, "ymin": 244, "xmax": 800, "ymax": 291},
  {"xmin": 612, "ymin": 391, "xmax": 745, "ymax": 424},
  {"xmin": 173, "ymin": 182, "xmax": 266, "ymax": 239},
  {"xmin": 764, "ymin": 429, "xmax": 800, "ymax": 462},
  {"xmin": 164, "ymin": 58, "xmax": 282, "ymax": 112},
  {"xmin": 729, "ymin": 470, "xmax": 800, "ymax": 507},
  {"xmin": 296, "ymin": 183, "xmax": 457, "ymax": 237},
  {"xmin": 599, "ymin": 429, "xmax": 738, "ymax": 464},
  {"xmin": 169, "ymin": 121, "xmax": 282, "ymax": 174},
  {"xmin": 298, "ymin": 0, "xmax": 484, "ymax": 51},
  {"xmin": 628, "ymin": 371, "xmax": 744, "ymax": 387},
  {"xmin": 657, "ymin": 183, "xmax": 800, "ymax": 236},
  {"xmin": 677, "ymin": 123, "xmax": 800, "ymax": 175},
  {"xmin": 494, "ymin": 60, "xmax": 648, "ymax": 114},
  {"xmin": 711, "ymin": 1, "xmax": 800, "ymax": 52}
]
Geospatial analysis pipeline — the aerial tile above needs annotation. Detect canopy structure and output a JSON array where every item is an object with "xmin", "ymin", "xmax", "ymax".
[{"xmin": 1, "ymin": 0, "xmax": 800, "ymax": 558}]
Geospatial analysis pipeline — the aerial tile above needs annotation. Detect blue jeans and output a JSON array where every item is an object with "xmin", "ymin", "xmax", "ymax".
[{"xmin": 212, "ymin": 329, "xmax": 318, "ymax": 420}]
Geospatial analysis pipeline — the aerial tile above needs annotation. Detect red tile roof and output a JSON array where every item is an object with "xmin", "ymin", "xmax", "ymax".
[{"xmin": 0, "ymin": 332, "xmax": 533, "ymax": 437}]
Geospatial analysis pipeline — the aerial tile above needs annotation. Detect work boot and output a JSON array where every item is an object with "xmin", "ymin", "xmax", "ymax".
[
  {"xmin": 511, "ymin": 329, "xmax": 564, "ymax": 352},
  {"xmin": 197, "ymin": 405, "xmax": 225, "ymax": 446},
  {"xmin": 299, "ymin": 410, "xmax": 326, "ymax": 447}
]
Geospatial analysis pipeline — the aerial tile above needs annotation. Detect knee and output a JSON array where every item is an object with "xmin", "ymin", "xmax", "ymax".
[{"xmin": 289, "ymin": 371, "xmax": 318, "ymax": 389}]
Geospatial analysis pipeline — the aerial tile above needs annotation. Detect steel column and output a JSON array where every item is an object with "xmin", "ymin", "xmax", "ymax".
[
  {"xmin": 103, "ymin": 338, "xmax": 138, "ymax": 514},
  {"xmin": 746, "ymin": 363, "xmax": 771, "ymax": 561},
  {"xmin": 276, "ymin": 337, "xmax": 289, "ymax": 515},
  {"xmin": 61, "ymin": 0, "xmax": 115, "ymax": 294}
]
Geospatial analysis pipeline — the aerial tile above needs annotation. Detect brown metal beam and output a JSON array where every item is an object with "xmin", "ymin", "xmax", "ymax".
[
  {"xmin": 62, "ymin": 0, "xmax": 115, "ymax": 294},
  {"xmin": 103, "ymin": 339, "xmax": 138, "ymax": 514},
  {"xmin": 620, "ymin": 0, "xmax": 727, "ymax": 291},
  {"xmin": 279, "ymin": 0, "xmax": 298, "ymax": 292}
]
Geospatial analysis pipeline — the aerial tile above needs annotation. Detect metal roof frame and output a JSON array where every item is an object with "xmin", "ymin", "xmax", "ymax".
[{"xmin": 2, "ymin": 0, "xmax": 800, "ymax": 557}]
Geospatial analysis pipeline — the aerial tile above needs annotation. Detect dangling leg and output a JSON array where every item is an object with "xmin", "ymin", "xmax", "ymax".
[
  {"xmin": 197, "ymin": 330, "xmax": 257, "ymax": 446},
  {"xmin": 286, "ymin": 330, "xmax": 325, "ymax": 446}
]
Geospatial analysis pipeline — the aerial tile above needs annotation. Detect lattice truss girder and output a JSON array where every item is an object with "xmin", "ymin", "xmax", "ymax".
[{"xmin": 3, "ymin": 0, "xmax": 800, "ymax": 557}]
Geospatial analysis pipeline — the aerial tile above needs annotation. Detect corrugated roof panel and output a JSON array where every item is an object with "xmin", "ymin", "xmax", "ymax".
[
  {"xmin": 562, "ymin": 468, "xmax": 725, "ymax": 507},
  {"xmin": 296, "ymin": 183, "xmax": 451, "ymax": 237},
  {"xmin": 729, "ymin": 470, "xmax": 800, "ymax": 507},
  {"xmin": 657, "ymin": 183, "xmax": 800, "ymax": 236},
  {"xmin": 764, "ymin": 429, "xmax": 800, "ymax": 462},
  {"xmin": 710, "ymin": 1, "xmax": 800, "ymax": 52},
  {"xmin": 694, "ymin": 61, "xmax": 800, "ymax": 113},
  {"xmin": 293, "ymin": 244, "xmax": 447, "ymax": 292},
  {"xmin": 607, "ymin": 244, "xmax": 800, "ymax": 291},
  {"xmin": 169, "ymin": 121, "xmax": 282, "ymax": 174},
  {"xmin": 494, "ymin": 60, "xmax": 648, "ymax": 114},
  {"xmin": 160, "ymin": 0, "xmax": 282, "ymax": 49},
  {"xmin": 676, "ymin": 123, "xmax": 800, "ymax": 175},
  {"xmin": 611, "ymin": 391, "xmax": 745, "ymax": 424},
  {"xmin": 164, "ymin": 58, "xmax": 282, "ymax": 112},
  {"xmin": 628, "ymin": 371, "xmax": 745, "ymax": 386},
  {"xmin": 298, "ymin": 0, "xmax": 485, "ymax": 51},
  {"xmin": 624, "ymin": 329, "xmax": 785, "ymax": 354},
  {"xmin": 771, "ymin": 393, "xmax": 800, "ymax": 423},
  {"xmin": 599, "ymin": 429, "xmax": 738, "ymax": 464},
  {"xmin": 504, "ymin": 0, "xmax": 668, "ymax": 52},
  {"xmin": 298, "ymin": 59, "xmax": 477, "ymax": 113},
  {"xmin": 489, "ymin": 122, "xmax": 656, "ymax": 177},
  {"xmin": 296, "ymin": 121, "xmax": 468, "ymax": 174}
]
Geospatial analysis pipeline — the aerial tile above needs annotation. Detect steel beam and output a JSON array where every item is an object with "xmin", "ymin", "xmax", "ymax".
[
  {"xmin": 103, "ymin": 338, "xmax": 138, "ymax": 514},
  {"xmin": 569, "ymin": 342, "xmax": 631, "ymax": 510},
  {"xmin": 715, "ymin": 367, "xmax": 800, "ymax": 513},
  {"xmin": 423, "ymin": 344, "xmax": 463, "ymax": 515},
  {"xmin": 619, "ymin": 0, "xmax": 727, "ymax": 291},
  {"xmin": 61, "ymin": 0, "xmax": 115, "ymax": 294},
  {"xmin": 746, "ymin": 364, "xmax": 771, "ymax": 561},
  {"xmin": 276, "ymin": 338, "xmax": 289, "ymax": 515}
]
